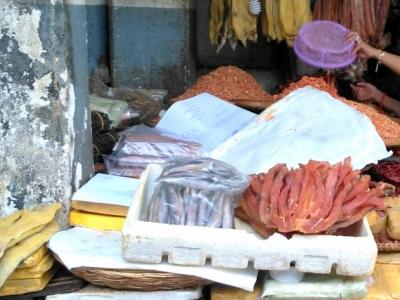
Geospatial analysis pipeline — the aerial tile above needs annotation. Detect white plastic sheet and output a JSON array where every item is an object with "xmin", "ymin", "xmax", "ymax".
[
  {"xmin": 156, "ymin": 93, "xmax": 256, "ymax": 152},
  {"xmin": 211, "ymin": 87, "xmax": 391, "ymax": 174}
]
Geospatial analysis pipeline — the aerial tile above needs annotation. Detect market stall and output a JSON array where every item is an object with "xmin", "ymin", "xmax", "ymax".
[{"xmin": 3, "ymin": 0, "xmax": 400, "ymax": 299}]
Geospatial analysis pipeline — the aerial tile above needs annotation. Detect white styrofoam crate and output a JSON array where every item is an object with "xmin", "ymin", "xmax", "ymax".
[{"xmin": 122, "ymin": 164, "xmax": 377, "ymax": 276}]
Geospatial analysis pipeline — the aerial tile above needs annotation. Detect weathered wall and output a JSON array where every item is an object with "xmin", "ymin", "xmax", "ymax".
[
  {"xmin": 0, "ymin": 0, "xmax": 93, "ymax": 225},
  {"xmin": 86, "ymin": 0, "xmax": 109, "ymax": 75},
  {"xmin": 109, "ymin": 0, "xmax": 196, "ymax": 98}
]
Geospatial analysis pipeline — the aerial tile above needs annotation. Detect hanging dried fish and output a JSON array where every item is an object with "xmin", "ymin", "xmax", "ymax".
[
  {"xmin": 313, "ymin": 0, "xmax": 391, "ymax": 48},
  {"xmin": 209, "ymin": 0, "xmax": 225, "ymax": 45}
]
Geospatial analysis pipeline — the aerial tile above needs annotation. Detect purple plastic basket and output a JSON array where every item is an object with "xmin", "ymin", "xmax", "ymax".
[{"xmin": 294, "ymin": 20, "xmax": 356, "ymax": 69}]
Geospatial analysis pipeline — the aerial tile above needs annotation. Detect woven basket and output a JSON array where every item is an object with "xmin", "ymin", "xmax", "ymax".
[
  {"xmin": 229, "ymin": 99, "xmax": 276, "ymax": 111},
  {"xmin": 70, "ymin": 267, "xmax": 210, "ymax": 291},
  {"xmin": 377, "ymin": 242, "xmax": 400, "ymax": 252},
  {"xmin": 385, "ymin": 138, "xmax": 400, "ymax": 148}
]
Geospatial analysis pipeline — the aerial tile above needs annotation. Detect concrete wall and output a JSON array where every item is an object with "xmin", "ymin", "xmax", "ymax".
[
  {"xmin": 0, "ymin": 0, "xmax": 93, "ymax": 225},
  {"xmin": 109, "ymin": 0, "xmax": 196, "ymax": 98},
  {"xmin": 86, "ymin": 0, "xmax": 109, "ymax": 75}
]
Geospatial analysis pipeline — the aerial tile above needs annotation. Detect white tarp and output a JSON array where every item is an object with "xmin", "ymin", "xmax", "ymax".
[{"xmin": 211, "ymin": 87, "xmax": 391, "ymax": 174}]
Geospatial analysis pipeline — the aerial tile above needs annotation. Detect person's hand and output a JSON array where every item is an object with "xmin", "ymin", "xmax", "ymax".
[
  {"xmin": 347, "ymin": 32, "xmax": 379, "ymax": 59},
  {"xmin": 351, "ymin": 82, "xmax": 381, "ymax": 103}
]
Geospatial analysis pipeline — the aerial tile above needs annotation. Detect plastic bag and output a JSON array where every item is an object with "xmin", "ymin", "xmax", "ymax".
[
  {"xmin": 147, "ymin": 158, "xmax": 249, "ymax": 228},
  {"xmin": 262, "ymin": 273, "xmax": 369, "ymax": 299},
  {"xmin": 104, "ymin": 125, "xmax": 204, "ymax": 178},
  {"xmin": 211, "ymin": 87, "xmax": 391, "ymax": 174},
  {"xmin": 89, "ymin": 94, "xmax": 128, "ymax": 128}
]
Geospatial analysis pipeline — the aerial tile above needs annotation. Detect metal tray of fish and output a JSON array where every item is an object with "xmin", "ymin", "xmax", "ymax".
[{"xmin": 122, "ymin": 164, "xmax": 377, "ymax": 276}]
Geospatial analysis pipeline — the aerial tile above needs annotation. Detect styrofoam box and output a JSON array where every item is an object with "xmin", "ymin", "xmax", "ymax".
[{"xmin": 122, "ymin": 164, "xmax": 377, "ymax": 276}]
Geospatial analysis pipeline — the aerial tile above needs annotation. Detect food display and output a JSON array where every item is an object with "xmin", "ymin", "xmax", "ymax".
[
  {"xmin": 173, "ymin": 66, "xmax": 271, "ymax": 102},
  {"xmin": 209, "ymin": 0, "xmax": 312, "ymax": 48},
  {"xmin": 370, "ymin": 195, "xmax": 400, "ymax": 244},
  {"xmin": 341, "ymin": 101, "xmax": 400, "ymax": 146},
  {"xmin": 104, "ymin": 125, "xmax": 203, "ymax": 178},
  {"xmin": 373, "ymin": 162, "xmax": 400, "ymax": 187},
  {"xmin": 272, "ymin": 75, "xmax": 400, "ymax": 145},
  {"xmin": 237, "ymin": 158, "xmax": 386, "ymax": 235},
  {"xmin": 211, "ymin": 86, "xmax": 390, "ymax": 175},
  {"xmin": 272, "ymin": 75, "xmax": 337, "ymax": 100},
  {"xmin": 261, "ymin": 0, "xmax": 312, "ymax": 45},
  {"xmin": 0, "ymin": 204, "xmax": 61, "ymax": 294},
  {"xmin": 209, "ymin": 0, "xmax": 257, "ymax": 49},
  {"xmin": 147, "ymin": 158, "xmax": 249, "ymax": 228},
  {"xmin": 313, "ymin": 0, "xmax": 390, "ymax": 48}
]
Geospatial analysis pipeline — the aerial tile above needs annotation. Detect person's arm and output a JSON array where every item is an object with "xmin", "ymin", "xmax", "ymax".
[
  {"xmin": 370, "ymin": 50, "xmax": 400, "ymax": 76},
  {"xmin": 351, "ymin": 82, "xmax": 400, "ymax": 116},
  {"xmin": 347, "ymin": 32, "xmax": 400, "ymax": 75},
  {"xmin": 375, "ymin": 90, "xmax": 400, "ymax": 116}
]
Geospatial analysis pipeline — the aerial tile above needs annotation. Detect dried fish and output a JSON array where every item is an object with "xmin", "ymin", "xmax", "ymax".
[{"xmin": 147, "ymin": 158, "xmax": 249, "ymax": 228}]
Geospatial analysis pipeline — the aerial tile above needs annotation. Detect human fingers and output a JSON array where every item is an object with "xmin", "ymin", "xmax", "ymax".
[
  {"xmin": 354, "ymin": 82, "xmax": 369, "ymax": 87},
  {"xmin": 351, "ymin": 85, "xmax": 361, "ymax": 96},
  {"xmin": 346, "ymin": 32, "xmax": 360, "ymax": 43},
  {"xmin": 352, "ymin": 43, "xmax": 360, "ymax": 55}
]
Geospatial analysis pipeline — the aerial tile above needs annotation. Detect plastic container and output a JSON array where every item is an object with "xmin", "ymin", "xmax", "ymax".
[
  {"xmin": 294, "ymin": 21, "xmax": 356, "ymax": 69},
  {"xmin": 122, "ymin": 164, "xmax": 378, "ymax": 276}
]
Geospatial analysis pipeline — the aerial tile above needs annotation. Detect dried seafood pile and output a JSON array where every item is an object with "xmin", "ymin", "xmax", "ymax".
[
  {"xmin": 272, "ymin": 75, "xmax": 338, "ymax": 100},
  {"xmin": 149, "ymin": 182, "xmax": 237, "ymax": 228},
  {"xmin": 148, "ymin": 158, "xmax": 249, "ymax": 228},
  {"xmin": 237, "ymin": 158, "xmax": 386, "ymax": 236},
  {"xmin": 313, "ymin": 0, "xmax": 391, "ymax": 49},
  {"xmin": 272, "ymin": 76, "xmax": 400, "ymax": 145},
  {"xmin": 373, "ymin": 162, "xmax": 400, "ymax": 188},
  {"xmin": 173, "ymin": 66, "xmax": 271, "ymax": 102}
]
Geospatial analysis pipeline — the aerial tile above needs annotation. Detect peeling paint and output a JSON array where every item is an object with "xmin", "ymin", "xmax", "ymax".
[
  {"xmin": 28, "ymin": 72, "xmax": 52, "ymax": 108},
  {"xmin": 83, "ymin": 107, "xmax": 88, "ymax": 130},
  {"xmin": 0, "ymin": 0, "xmax": 92, "ymax": 225},
  {"xmin": 0, "ymin": 1, "xmax": 92, "ymax": 224},
  {"xmin": 0, "ymin": 3, "xmax": 44, "ymax": 63},
  {"xmin": 60, "ymin": 68, "xmax": 68, "ymax": 82},
  {"xmin": 62, "ymin": 82, "xmax": 76, "ymax": 200},
  {"xmin": 74, "ymin": 162, "xmax": 83, "ymax": 191}
]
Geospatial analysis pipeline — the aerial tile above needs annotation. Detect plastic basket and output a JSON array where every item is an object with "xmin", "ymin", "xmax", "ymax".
[{"xmin": 294, "ymin": 20, "xmax": 356, "ymax": 69}]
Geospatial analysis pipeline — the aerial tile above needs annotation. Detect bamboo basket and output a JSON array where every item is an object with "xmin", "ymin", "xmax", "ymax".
[
  {"xmin": 70, "ymin": 267, "xmax": 210, "ymax": 291},
  {"xmin": 385, "ymin": 138, "xmax": 400, "ymax": 148},
  {"xmin": 386, "ymin": 118, "xmax": 400, "ymax": 147},
  {"xmin": 228, "ymin": 99, "xmax": 276, "ymax": 111},
  {"xmin": 377, "ymin": 242, "xmax": 400, "ymax": 252}
]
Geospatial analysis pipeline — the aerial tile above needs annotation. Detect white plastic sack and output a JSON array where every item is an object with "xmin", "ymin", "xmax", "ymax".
[
  {"xmin": 262, "ymin": 273, "xmax": 369, "ymax": 299},
  {"xmin": 211, "ymin": 87, "xmax": 391, "ymax": 174}
]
